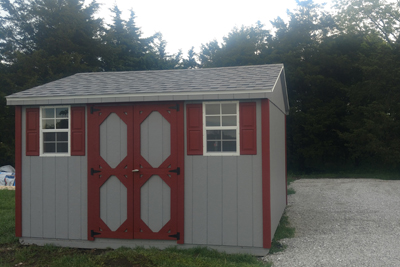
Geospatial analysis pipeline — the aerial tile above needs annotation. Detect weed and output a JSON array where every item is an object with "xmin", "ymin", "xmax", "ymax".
[{"xmin": 269, "ymin": 213, "xmax": 295, "ymax": 254}]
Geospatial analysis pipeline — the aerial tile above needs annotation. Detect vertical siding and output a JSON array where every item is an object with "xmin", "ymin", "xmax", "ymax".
[
  {"xmin": 207, "ymin": 157, "xmax": 222, "ymax": 245},
  {"xmin": 222, "ymin": 157, "xmax": 237, "ymax": 246},
  {"xmin": 21, "ymin": 106, "xmax": 88, "ymax": 240},
  {"xmin": 42, "ymin": 157, "xmax": 56, "ymax": 238},
  {"xmin": 184, "ymin": 101, "xmax": 263, "ymax": 248},
  {"xmin": 191, "ymin": 156, "xmax": 208, "ymax": 244},
  {"xmin": 269, "ymin": 103, "xmax": 287, "ymax": 238}
]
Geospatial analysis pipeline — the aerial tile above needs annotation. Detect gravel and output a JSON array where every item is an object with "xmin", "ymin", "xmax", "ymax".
[{"xmin": 263, "ymin": 179, "xmax": 400, "ymax": 267}]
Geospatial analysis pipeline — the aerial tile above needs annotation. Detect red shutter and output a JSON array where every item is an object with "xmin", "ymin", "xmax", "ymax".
[
  {"xmin": 186, "ymin": 104, "xmax": 203, "ymax": 155},
  {"xmin": 71, "ymin": 106, "xmax": 85, "ymax": 156},
  {"xmin": 240, "ymin": 102, "xmax": 257, "ymax": 155},
  {"xmin": 26, "ymin": 108, "xmax": 40, "ymax": 156}
]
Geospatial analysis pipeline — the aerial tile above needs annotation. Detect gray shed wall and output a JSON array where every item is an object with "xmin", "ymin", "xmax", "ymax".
[
  {"xmin": 21, "ymin": 106, "xmax": 88, "ymax": 240},
  {"xmin": 183, "ymin": 100, "xmax": 264, "ymax": 249},
  {"xmin": 269, "ymin": 103, "xmax": 287, "ymax": 237},
  {"xmin": 19, "ymin": 99, "xmax": 286, "ymax": 254}
]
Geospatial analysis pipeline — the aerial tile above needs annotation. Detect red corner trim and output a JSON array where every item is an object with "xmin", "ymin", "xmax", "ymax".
[
  {"xmin": 186, "ymin": 104, "xmax": 203, "ymax": 155},
  {"xmin": 15, "ymin": 106, "xmax": 22, "ymax": 237},
  {"xmin": 239, "ymin": 102, "xmax": 257, "ymax": 155},
  {"xmin": 71, "ymin": 106, "xmax": 86, "ymax": 156},
  {"xmin": 25, "ymin": 108, "xmax": 39, "ymax": 156},
  {"xmin": 261, "ymin": 99, "xmax": 271, "ymax": 248}
]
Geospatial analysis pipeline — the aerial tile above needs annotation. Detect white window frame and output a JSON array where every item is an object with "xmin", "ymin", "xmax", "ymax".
[
  {"xmin": 203, "ymin": 101, "xmax": 240, "ymax": 156},
  {"xmin": 39, "ymin": 106, "xmax": 71, "ymax": 156}
]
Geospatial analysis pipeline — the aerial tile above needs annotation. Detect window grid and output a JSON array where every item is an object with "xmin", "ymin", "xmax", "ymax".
[
  {"xmin": 203, "ymin": 102, "xmax": 240, "ymax": 156},
  {"xmin": 40, "ymin": 106, "xmax": 70, "ymax": 156}
]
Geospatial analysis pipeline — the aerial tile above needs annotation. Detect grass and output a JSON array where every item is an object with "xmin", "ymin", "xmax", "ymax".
[
  {"xmin": 287, "ymin": 177, "xmax": 296, "ymax": 195},
  {"xmin": 267, "ymin": 177, "xmax": 297, "ymax": 254},
  {"xmin": 268, "ymin": 213, "xmax": 295, "ymax": 254},
  {"xmin": 0, "ymin": 189, "xmax": 271, "ymax": 267}
]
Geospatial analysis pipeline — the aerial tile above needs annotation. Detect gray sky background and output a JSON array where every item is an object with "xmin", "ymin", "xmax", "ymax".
[{"xmin": 93, "ymin": 0, "xmax": 333, "ymax": 56}]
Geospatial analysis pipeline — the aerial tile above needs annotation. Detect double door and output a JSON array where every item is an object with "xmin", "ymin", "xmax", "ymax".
[{"xmin": 87, "ymin": 103, "xmax": 183, "ymax": 243}]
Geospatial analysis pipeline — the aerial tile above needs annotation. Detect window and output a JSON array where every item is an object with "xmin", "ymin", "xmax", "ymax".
[
  {"xmin": 203, "ymin": 102, "xmax": 239, "ymax": 155},
  {"xmin": 40, "ymin": 106, "xmax": 70, "ymax": 155}
]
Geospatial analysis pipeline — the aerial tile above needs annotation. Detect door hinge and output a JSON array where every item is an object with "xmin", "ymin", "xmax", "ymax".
[
  {"xmin": 90, "ymin": 106, "xmax": 100, "ymax": 114},
  {"xmin": 168, "ymin": 104, "xmax": 180, "ymax": 111},
  {"xmin": 91, "ymin": 168, "xmax": 101, "ymax": 175},
  {"xmin": 168, "ymin": 232, "xmax": 180, "ymax": 240},
  {"xmin": 91, "ymin": 230, "xmax": 101, "ymax": 237},
  {"xmin": 168, "ymin": 167, "xmax": 180, "ymax": 175}
]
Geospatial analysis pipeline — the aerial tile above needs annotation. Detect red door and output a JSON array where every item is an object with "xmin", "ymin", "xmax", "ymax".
[
  {"xmin": 87, "ymin": 103, "xmax": 184, "ymax": 243},
  {"xmin": 87, "ymin": 105, "xmax": 134, "ymax": 240}
]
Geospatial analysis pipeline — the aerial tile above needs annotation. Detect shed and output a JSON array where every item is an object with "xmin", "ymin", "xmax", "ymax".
[{"xmin": 7, "ymin": 64, "xmax": 289, "ymax": 255}]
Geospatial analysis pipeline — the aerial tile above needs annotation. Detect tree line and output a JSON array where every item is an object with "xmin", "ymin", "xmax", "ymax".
[{"xmin": 0, "ymin": 0, "xmax": 399, "ymax": 174}]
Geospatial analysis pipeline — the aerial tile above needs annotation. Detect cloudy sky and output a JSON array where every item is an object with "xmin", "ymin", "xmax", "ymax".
[{"xmin": 93, "ymin": 0, "xmax": 333, "ymax": 56}]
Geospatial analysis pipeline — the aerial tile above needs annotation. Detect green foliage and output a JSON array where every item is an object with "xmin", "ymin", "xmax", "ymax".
[
  {"xmin": 0, "ymin": 190, "xmax": 18, "ymax": 245},
  {"xmin": 199, "ymin": 22, "xmax": 272, "ymax": 67},
  {"xmin": 1, "ymin": 0, "xmax": 400, "ymax": 173},
  {"xmin": 334, "ymin": 0, "xmax": 400, "ymax": 46},
  {"xmin": 269, "ymin": 213, "xmax": 295, "ymax": 254}
]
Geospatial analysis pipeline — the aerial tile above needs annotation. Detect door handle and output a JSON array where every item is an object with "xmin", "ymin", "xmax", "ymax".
[{"xmin": 132, "ymin": 169, "xmax": 139, "ymax": 172}]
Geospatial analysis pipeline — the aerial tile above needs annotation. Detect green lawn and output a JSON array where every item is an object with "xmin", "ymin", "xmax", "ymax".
[{"xmin": 0, "ymin": 189, "xmax": 271, "ymax": 267}]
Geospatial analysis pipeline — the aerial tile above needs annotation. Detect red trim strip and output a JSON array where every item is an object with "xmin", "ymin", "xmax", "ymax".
[
  {"xmin": 261, "ymin": 99, "xmax": 271, "ymax": 248},
  {"xmin": 15, "ymin": 106, "xmax": 22, "ymax": 237}
]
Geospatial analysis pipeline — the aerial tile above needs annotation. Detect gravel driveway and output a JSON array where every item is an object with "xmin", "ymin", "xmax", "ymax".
[{"xmin": 264, "ymin": 179, "xmax": 400, "ymax": 267}]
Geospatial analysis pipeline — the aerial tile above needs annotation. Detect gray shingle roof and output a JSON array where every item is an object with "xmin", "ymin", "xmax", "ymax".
[{"xmin": 6, "ymin": 64, "xmax": 288, "ymax": 113}]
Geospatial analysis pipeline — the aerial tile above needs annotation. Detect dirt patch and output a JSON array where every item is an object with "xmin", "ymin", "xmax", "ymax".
[{"xmin": 0, "ymin": 186, "xmax": 15, "ymax": 190}]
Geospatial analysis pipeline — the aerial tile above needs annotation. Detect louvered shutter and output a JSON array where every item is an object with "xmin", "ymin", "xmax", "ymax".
[
  {"xmin": 186, "ymin": 104, "xmax": 203, "ymax": 155},
  {"xmin": 71, "ymin": 106, "xmax": 85, "ymax": 156},
  {"xmin": 26, "ymin": 108, "xmax": 40, "ymax": 156},
  {"xmin": 240, "ymin": 102, "xmax": 257, "ymax": 155}
]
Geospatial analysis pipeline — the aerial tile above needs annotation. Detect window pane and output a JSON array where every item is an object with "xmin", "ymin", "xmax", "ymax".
[
  {"xmin": 56, "ymin": 108, "xmax": 68, "ymax": 118},
  {"xmin": 221, "ymin": 104, "xmax": 236, "ymax": 114},
  {"xmin": 42, "ymin": 119, "xmax": 55, "ymax": 129},
  {"xmin": 56, "ymin": 119, "xmax": 68, "ymax": 129},
  {"xmin": 222, "ymin": 141, "xmax": 236, "ymax": 152},
  {"xmin": 43, "ymin": 143, "xmax": 55, "ymax": 153},
  {"xmin": 43, "ymin": 108, "xmax": 54, "ymax": 118},
  {"xmin": 206, "ymin": 116, "xmax": 220, "ymax": 126},
  {"xmin": 57, "ymin": 142, "xmax": 68, "ymax": 153},
  {"xmin": 205, "ymin": 104, "xmax": 220, "ymax": 115},
  {"xmin": 57, "ymin": 132, "xmax": 68, "ymax": 141},
  {"xmin": 43, "ymin": 133, "xmax": 55, "ymax": 141},
  {"xmin": 222, "ymin": 116, "xmax": 237, "ymax": 126},
  {"xmin": 222, "ymin": 130, "xmax": 236, "ymax": 140},
  {"xmin": 207, "ymin": 141, "xmax": 221, "ymax": 152},
  {"xmin": 207, "ymin": 130, "xmax": 221, "ymax": 140}
]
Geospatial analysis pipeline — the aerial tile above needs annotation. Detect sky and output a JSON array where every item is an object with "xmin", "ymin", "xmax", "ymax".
[{"xmin": 93, "ymin": 0, "xmax": 334, "ymax": 57}]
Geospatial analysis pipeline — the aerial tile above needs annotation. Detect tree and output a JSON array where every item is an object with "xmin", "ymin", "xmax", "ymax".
[
  {"xmin": 0, "ymin": 0, "xmax": 104, "ymax": 88},
  {"xmin": 334, "ymin": 0, "xmax": 400, "ymax": 47},
  {"xmin": 181, "ymin": 47, "xmax": 199, "ymax": 69},
  {"xmin": 101, "ymin": 6, "xmax": 152, "ymax": 71},
  {"xmin": 199, "ymin": 22, "xmax": 272, "ymax": 67},
  {"xmin": 0, "ymin": 0, "xmax": 104, "ymax": 165}
]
